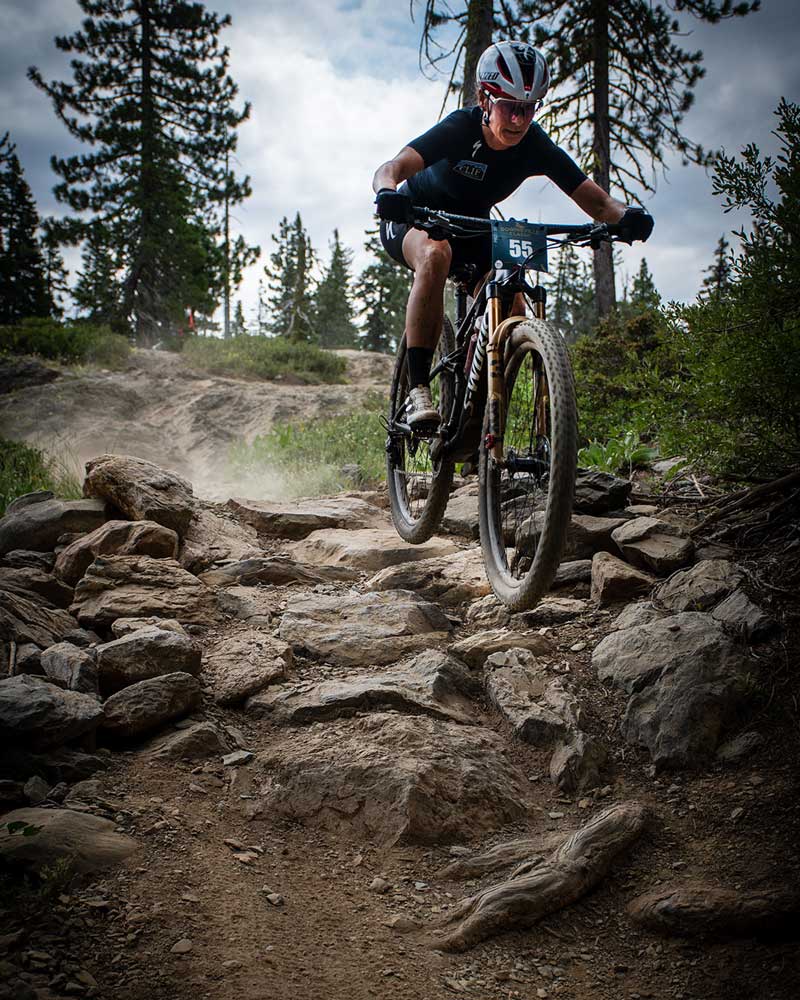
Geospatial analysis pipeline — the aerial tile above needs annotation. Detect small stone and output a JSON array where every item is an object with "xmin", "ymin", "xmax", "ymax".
[
  {"xmin": 265, "ymin": 893, "xmax": 284, "ymax": 907},
  {"xmin": 730, "ymin": 807, "xmax": 745, "ymax": 821},
  {"xmin": 384, "ymin": 914, "xmax": 419, "ymax": 932},
  {"xmin": 222, "ymin": 960, "xmax": 241, "ymax": 970},
  {"xmin": 232, "ymin": 850, "xmax": 259, "ymax": 864},
  {"xmin": 449, "ymin": 845, "xmax": 471, "ymax": 857},
  {"xmin": 369, "ymin": 877, "xmax": 390, "ymax": 894},
  {"xmin": 222, "ymin": 750, "xmax": 254, "ymax": 767},
  {"xmin": 570, "ymin": 641, "xmax": 587, "ymax": 652},
  {"xmin": 23, "ymin": 775, "xmax": 50, "ymax": 805},
  {"xmin": 548, "ymin": 811, "xmax": 565, "ymax": 819},
  {"xmin": 578, "ymin": 798, "xmax": 592, "ymax": 809},
  {"xmin": 170, "ymin": 939, "xmax": 193, "ymax": 954}
]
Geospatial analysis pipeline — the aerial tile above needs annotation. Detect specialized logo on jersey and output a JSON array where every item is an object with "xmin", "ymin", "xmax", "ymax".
[
  {"xmin": 471, "ymin": 139, "xmax": 482, "ymax": 157},
  {"xmin": 453, "ymin": 159, "xmax": 487, "ymax": 181}
]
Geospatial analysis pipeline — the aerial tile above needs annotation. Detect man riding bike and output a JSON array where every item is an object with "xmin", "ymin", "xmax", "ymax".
[{"xmin": 372, "ymin": 40, "xmax": 654, "ymax": 429}]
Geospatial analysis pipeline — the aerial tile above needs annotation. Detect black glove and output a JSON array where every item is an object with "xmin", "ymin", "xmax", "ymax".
[
  {"xmin": 375, "ymin": 188, "xmax": 413, "ymax": 224},
  {"xmin": 618, "ymin": 206, "xmax": 654, "ymax": 244}
]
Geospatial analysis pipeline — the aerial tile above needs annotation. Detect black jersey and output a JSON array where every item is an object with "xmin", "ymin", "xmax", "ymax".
[{"xmin": 401, "ymin": 106, "xmax": 587, "ymax": 217}]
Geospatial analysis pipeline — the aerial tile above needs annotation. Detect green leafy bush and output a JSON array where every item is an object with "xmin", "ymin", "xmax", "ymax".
[
  {"xmin": 228, "ymin": 393, "xmax": 387, "ymax": 497},
  {"xmin": 0, "ymin": 437, "xmax": 82, "ymax": 516},
  {"xmin": 0, "ymin": 317, "xmax": 131, "ymax": 368},
  {"xmin": 578, "ymin": 430, "xmax": 658, "ymax": 477},
  {"xmin": 183, "ymin": 333, "xmax": 347, "ymax": 383}
]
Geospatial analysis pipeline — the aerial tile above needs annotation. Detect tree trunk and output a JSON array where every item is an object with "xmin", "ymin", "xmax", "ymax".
[
  {"xmin": 461, "ymin": 0, "xmax": 494, "ymax": 107},
  {"xmin": 591, "ymin": 0, "xmax": 615, "ymax": 318},
  {"xmin": 131, "ymin": 0, "xmax": 157, "ymax": 346}
]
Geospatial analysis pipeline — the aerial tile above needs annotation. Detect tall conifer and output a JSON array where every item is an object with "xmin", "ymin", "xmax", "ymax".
[
  {"xmin": 356, "ymin": 229, "xmax": 412, "ymax": 354},
  {"xmin": 264, "ymin": 213, "xmax": 316, "ymax": 342},
  {"xmin": 29, "ymin": 0, "xmax": 256, "ymax": 342},
  {"xmin": 315, "ymin": 229, "xmax": 358, "ymax": 348}
]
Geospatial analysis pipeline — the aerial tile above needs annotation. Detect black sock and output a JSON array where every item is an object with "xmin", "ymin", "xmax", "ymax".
[{"xmin": 406, "ymin": 347, "xmax": 434, "ymax": 388}]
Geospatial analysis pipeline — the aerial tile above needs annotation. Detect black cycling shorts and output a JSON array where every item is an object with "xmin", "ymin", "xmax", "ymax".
[{"xmin": 380, "ymin": 220, "xmax": 492, "ymax": 278}]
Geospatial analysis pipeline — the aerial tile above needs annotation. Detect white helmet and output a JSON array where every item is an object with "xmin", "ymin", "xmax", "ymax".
[{"xmin": 476, "ymin": 41, "xmax": 550, "ymax": 104}]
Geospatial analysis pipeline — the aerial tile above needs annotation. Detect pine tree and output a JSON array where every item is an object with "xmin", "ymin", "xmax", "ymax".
[
  {"xmin": 628, "ymin": 258, "xmax": 661, "ymax": 312},
  {"xmin": 40, "ymin": 220, "xmax": 70, "ymax": 319},
  {"xmin": 356, "ymin": 229, "xmax": 412, "ymax": 354},
  {"xmin": 264, "ymin": 213, "xmax": 316, "ymax": 342},
  {"xmin": 29, "ymin": 0, "xmax": 257, "ymax": 343},
  {"xmin": 232, "ymin": 299, "xmax": 246, "ymax": 336},
  {"xmin": 314, "ymin": 229, "xmax": 358, "ymax": 348},
  {"xmin": 700, "ymin": 235, "xmax": 734, "ymax": 300},
  {"xmin": 0, "ymin": 133, "xmax": 50, "ymax": 323},
  {"xmin": 73, "ymin": 222, "xmax": 123, "ymax": 326},
  {"xmin": 549, "ymin": 242, "xmax": 594, "ymax": 343}
]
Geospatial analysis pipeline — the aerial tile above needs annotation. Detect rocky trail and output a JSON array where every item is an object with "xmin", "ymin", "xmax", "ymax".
[{"xmin": 1, "ymin": 450, "xmax": 800, "ymax": 1000}]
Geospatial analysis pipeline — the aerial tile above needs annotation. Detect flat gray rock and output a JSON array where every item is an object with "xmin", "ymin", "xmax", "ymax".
[
  {"xmin": 40, "ymin": 642, "xmax": 98, "ymax": 694},
  {"xmin": 55, "ymin": 519, "xmax": 178, "ymax": 586},
  {"xmin": 71, "ymin": 555, "xmax": 219, "ymax": 627},
  {"xmin": 0, "ymin": 498, "xmax": 109, "ymax": 556},
  {"xmin": 449, "ymin": 628, "xmax": 554, "ymax": 669},
  {"xmin": 179, "ymin": 502, "xmax": 261, "ymax": 574},
  {"xmin": 199, "ymin": 556, "xmax": 358, "ymax": 589},
  {"xmin": 252, "ymin": 712, "xmax": 531, "ymax": 846},
  {"xmin": 1, "ymin": 549, "xmax": 56, "ymax": 572},
  {"xmin": 203, "ymin": 628, "xmax": 291, "ymax": 705},
  {"xmin": 611, "ymin": 517, "xmax": 694, "ymax": 575},
  {"xmin": 591, "ymin": 552, "xmax": 655, "ymax": 605},
  {"xmin": 654, "ymin": 559, "xmax": 745, "ymax": 612},
  {"xmin": 110, "ymin": 616, "xmax": 187, "ymax": 638},
  {"xmin": 366, "ymin": 547, "xmax": 489, "ymax": 607},
  {"xmin": 518, "ymin": 513, "xmax": 627, "ymax": 561},
  {"xmin": 83, "ymin": 454, "xmax": 195, "ymax": 536},
  {"xmin": 95, "ymin": 627, "xmax": 202, "ymax": 696},
  {"xmin": 246, "ymin": 649, "xmax": 476, "ymax": 725},
  {"xmin": 485, "ymin": 648, "xmax": 580, "ymax": 744},
  {"xmin": 0, "ymin": 674, "xmax": 104, "ymax": 750},
  {"xmin": 515, "ymin": 597, "xmax": 588, "ymax": 628},
  {"xmin": 440, "ymin": 491, "xmax": 479, "ymax": 540},
  {"xmin": 279, "ymin": 590, "xmax": 451, "ymax": 667},
  {"xmin": 612, "ymin": 601, "xmax": 664, "ymax": 630},
  {"xmin": 227, "ymin": 495, "xmax": 387, "ymax": 540},
  {"xmin": 290, "ymin": 527, "xmax": 458, "ymax": 572},
  {"xmin": 101, "ymin": 671, "xmax": 201, "ymax": 740},
  {"xmin": 0, "ymin": 807, "xmax": 137, "ymax": 872}
]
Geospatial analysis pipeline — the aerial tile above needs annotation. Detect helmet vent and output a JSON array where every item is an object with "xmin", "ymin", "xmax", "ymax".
[{"xmin": 496, "ymin": 52, "xmax": 513, "ymax": 84}]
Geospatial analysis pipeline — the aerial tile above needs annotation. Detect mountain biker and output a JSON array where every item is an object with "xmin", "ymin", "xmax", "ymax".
[{"xmin": 372, "ymin": 40, "xmax": 654, "ymax": 429}]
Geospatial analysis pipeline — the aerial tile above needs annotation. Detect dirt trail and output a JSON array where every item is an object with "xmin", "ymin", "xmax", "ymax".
[{"xmin": 0, "ymin": 348, "xmax": 393, "ymax": 500}]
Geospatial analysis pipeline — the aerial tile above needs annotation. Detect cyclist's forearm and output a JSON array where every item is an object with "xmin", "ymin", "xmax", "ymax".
[
  {"xmin": 569, "ymin": 178, "xmax": 626, "ymax": 223},
  {"xmin": 372, "ymin": 146, "xmax": 425, "ymax": 194}
]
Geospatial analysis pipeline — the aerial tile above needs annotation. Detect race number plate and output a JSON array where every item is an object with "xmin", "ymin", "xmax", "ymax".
[{"xmin": 490, "ymin": 220, "xmax": 548, "ymax": 271}]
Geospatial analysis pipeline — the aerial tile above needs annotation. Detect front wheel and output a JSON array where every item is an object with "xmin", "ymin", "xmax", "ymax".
[
  {"xmin": 386, "ymin": 319, "xmax": 456, "ymax": 543},
  {"xmin": 478, "ymin": 319, "xmax": 578, "ymax": 611}
]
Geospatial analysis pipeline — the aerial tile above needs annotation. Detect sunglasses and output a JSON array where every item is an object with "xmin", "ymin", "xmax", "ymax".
[{"xmin": 484, "ymin": 93, "xmax": 542, "ymax": 119}]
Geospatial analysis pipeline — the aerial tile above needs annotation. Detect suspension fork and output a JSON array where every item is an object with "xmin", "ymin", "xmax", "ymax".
[{"xmin": 485, "ymin": 281, "xmax": 528, "ymax": 465}]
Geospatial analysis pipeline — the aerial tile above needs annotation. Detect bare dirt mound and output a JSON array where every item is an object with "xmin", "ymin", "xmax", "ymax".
[{"xmin": 0, "ymin": 348, "xmax": 393, "ymax": 500}]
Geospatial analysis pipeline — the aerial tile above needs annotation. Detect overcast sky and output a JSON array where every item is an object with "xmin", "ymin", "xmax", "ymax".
[{"xmin": 1, "ymin": 0, "xmax": 798, "ymax": 324}]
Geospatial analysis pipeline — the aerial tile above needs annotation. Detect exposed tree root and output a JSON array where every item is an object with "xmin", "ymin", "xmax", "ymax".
[
  {"xmin": 427, "ymin": 801, "xmax": 648, "ymax": 952},
  {"xmin": 628, "ymin": 884, "xmax": 800, "ymax": 939},
  {"xmin": 438, "ymin": 832, "xmax": 571, "ymax": 880}
]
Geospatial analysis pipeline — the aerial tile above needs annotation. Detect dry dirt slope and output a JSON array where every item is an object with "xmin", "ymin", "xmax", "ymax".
[
  {"xmin": 0, "ymin": 348, "xmax": 394, "ymax": 499},
  {"xmin": 1, "ymin": 456, "xmax": 799, "ymax": 1000}
]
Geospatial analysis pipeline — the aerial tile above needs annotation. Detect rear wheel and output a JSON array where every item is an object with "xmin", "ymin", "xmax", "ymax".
[
  {"xmin": 478, "ymin": 319, "xmax": 577, "ymax": 610},
  {"xmin": 386, "ymin": 319, "xmax": 456, "ymax": 543}
]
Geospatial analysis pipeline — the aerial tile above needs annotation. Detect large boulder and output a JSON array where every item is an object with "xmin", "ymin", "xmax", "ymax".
[
  {"xmin": 54, "ymin": 519, "xmax": 178, "ymax": 586},
  {"xmin": 611, "ymin": 517, "xmax": 694, "ymax": 575},
  {"xmin": 149, "ymin": 721, "xmax": 229, "ymax": 761},
  {"xmin": 40, "ymin": 642, "xmax": 98, "ymax": 694},
  {"xmin": 366, "ymin": 547, "xmax": 490, "ymax": 607},
  {"xmin": 0, "ymin": 674, "xmax": 104, "ymax": 750},
  {"xmin": 83, "ymin": 454, "xmax": 194, "ymax": 536},
  {"xmin": 278, "ymin": 590, "xmax": 451, "ymax": 667},
  {"xmin": 95, "ymin": 626, "xmax": 202, "ymax": 696},
  {"xmin": 573, "ymin": 469, "xmax": 632, "ymax": 514},
  {"xmin": 0, "ymin": 807, "xmax": 136, "ymax": 872},
  {"xmin": 518, "ymin": 513, "xmax": 627, "ymax": 561},
  {"xmin": 251, "ymin": 713, "xmax": 531, "ymax": 845},
  {"xmin": 593, "ymin": 612, "xmax": 754, "ymax": 768},
  {"xmin": 70, "ymin": 555, "xmax": 219, "ymax": 627},
  {"xmin": 203, "ymin": 627, "xmax": 291, "ymax": 705},
  {"xmin": 711, "ymin": 590, "xmax": 777, "ymax": 641},
  {"xmin": 0, "ymin": 358, "xmax": 59, "ymax": 395},
  {"xmin": 199, "ymin": 556, "xmax": 358, "ymax": 589},
  {"xmin": 290, "ymin": 527, "xmax": 458, "ymax": 572},
  {"xmin": 1, "ymin": 549, "xmax": 56, "ymax": 572},
  {"xmin": 591, "ymin": 551, "xmax": 655, "ymax": 605},
  {"xmin": 100, "ymin": 671, "xmax": 201, "ymax": 740},
  {"xmin": 0, "ymin": 566, "xmax": 73, "ymax": 607},
  {"xmin": 654, "ymin": 559, "xmax": 745, "ymax": 613},
  {"xmin": 0, "ymin": 498, "xmax": 109, "ymax": 556},
  {"xmin": 449, "ymin": 628, "xmax": 554, "ymax": 670},
  {"xmin": 440, "ymin": 490, "xmax": 479, "ymax": 540},
  {"xmin": 227, "ymin": 496, "xmax": 387, "ymax": 540},
  {"xmin": 246, "ymin": 649, "xmax": 477, "ymax": 725},
  {"xmin": 485, "ymin": 648, "xmax": 580, "ymax": 744},
  {"xmin": 0, "ymin": 589, "xmax": 79, "ymax": 651}
]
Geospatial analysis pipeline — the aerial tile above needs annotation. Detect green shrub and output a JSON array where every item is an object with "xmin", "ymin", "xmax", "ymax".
[
  {"xmin": 183, "ymin": 333, "xmax": 347, "ymax": 383},
  {"xmin": 578, "ymin": 430, "xmax": 658, "ymax": 477},
  {"xmin": 0, "ymin": 317, "xmax": 130, "ymax": 369},
  {"xmin": 228, "ymin": 392, "xmax": 387, "ymax": 497},
  {"xmin": 0, "ymin": 437, "xmax": 82, "ymax": 516}
]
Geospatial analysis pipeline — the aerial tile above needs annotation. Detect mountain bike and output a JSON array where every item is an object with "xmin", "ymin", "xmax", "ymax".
[{"xmin": 385, "ymin": 208, "xmax": 628, "ymax": 611}]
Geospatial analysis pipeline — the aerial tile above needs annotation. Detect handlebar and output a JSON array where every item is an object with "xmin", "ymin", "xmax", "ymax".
[{"xmin": 408, "ymin": 206, "xmax": 625, "ymax": 245}]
